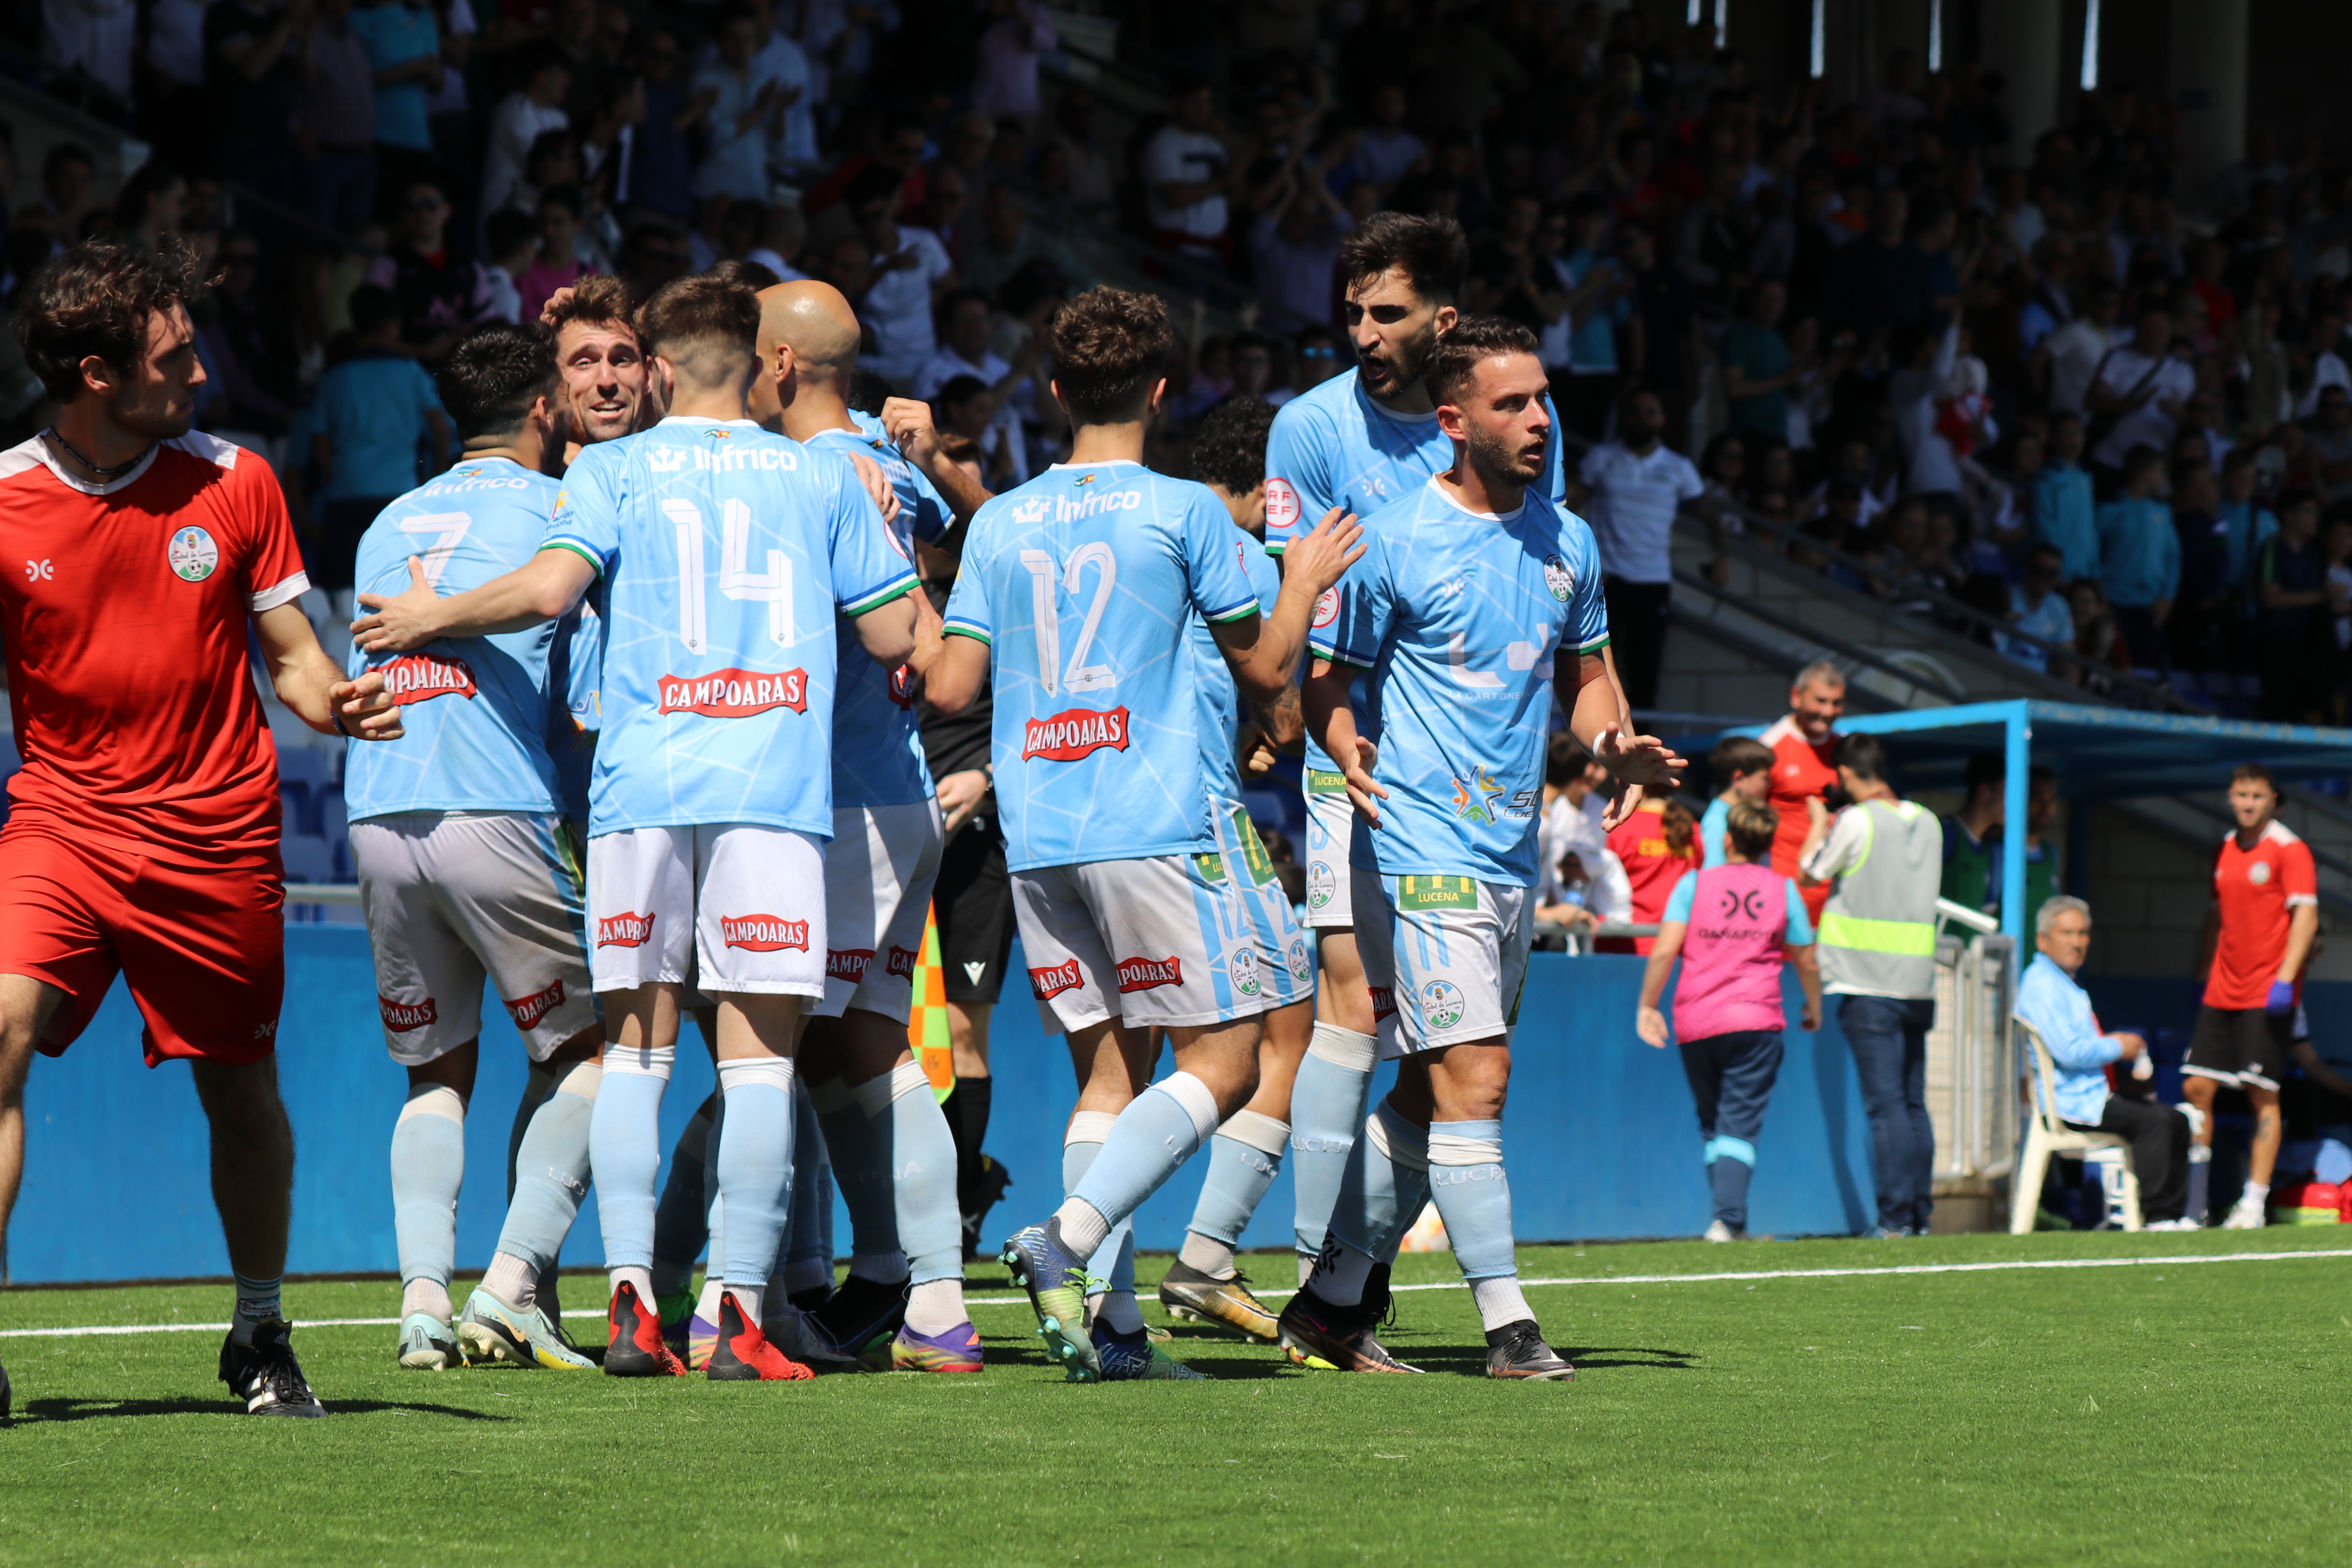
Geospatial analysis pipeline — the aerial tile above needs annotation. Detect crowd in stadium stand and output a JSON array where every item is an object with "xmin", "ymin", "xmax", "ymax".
[{"xmin": 4, "ymin": 2, "xmax": 2352, "ymax": 727}]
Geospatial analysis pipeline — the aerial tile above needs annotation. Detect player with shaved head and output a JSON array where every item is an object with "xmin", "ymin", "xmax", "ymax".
[{"xmin": 752, "ymin": 280, "xmax": 978, "ymax": 1371}]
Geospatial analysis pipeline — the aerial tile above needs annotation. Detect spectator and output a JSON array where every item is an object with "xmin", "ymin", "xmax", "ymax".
[
  {"xmin": 2255, "ymin": 490, "xmax": 2329, "ymax": 723},
  {"xmin": 517, "ymin": 188, "xmax": 586, "ymax": 322},
  {"xmin": 110, "ymin": 161, "xmax": 186, "ymax": 253},
  {"xmin": 1249, "ymin": 165, "xmax": 1348, "ymax": 329},
  {"xmin": 1635, "ymin": 797, "xmax": 1822, "ymax": 1242},
  {"xmin": 2039, "ymin": 279, "xmax": 2124, "ymax": 422},
  {"xmin": 197, "ymin": 230, "xmax": 298, "ymax": 439},
  {"xmin": 626, "ymin": 27, "xmax": 697, "ymax": 224},
  {"xmin": 912, "ymin": 288, "xmax": 1035, "ymax": 484},
  {"xmin": 2168, "ymin": 460, "xmax": 2233, "ymax": 672},
  {"xmin": 2216, "ymin": 446, "xmax": 2278, "ymax": 596},
  {"xmin": 2000, "ymin": 542, "xmax": 2076, "ymax": 674},
  {"xmin": 311, "ymin": 284, "xmax": 452, "ymax": 594},
  {"xmin": 2087, "ymin": 303, "xmax": 2195, "ymax": 476},
  {"xmin": 479, "ymin": 208, "xmax": 537, "ymax": 324},
  {"xmin": 1939, "ymin": 750, "xmax": 2004, "ymax": 918},
  {"xmin": 1345, "ymin": 83, "xmax": 1426, "ymax": 197},
  {"xmin": 2096, "ymin": 445, "xmax": 2178, "ymax": 669},
  {"xmin": 2300, "ymin": 385, "xmax": 2352, "ymax": 503},
  {"xmin": 969, "ymin": 0, "xmax": 1056, "ymax": 119},
  {"xmin": 2031, "ymin": 411, "xmax": 2099, "ymax": 581},
  {"xmin": 481, "ymin": 43, "xmax": 572, "ymax": 221},
  {"xmin": 350, "ymin": 0, "xmax": 443, "ymax": 205},
  {"xmin": 21, "ymin": 142, "xmax": 98, "ymax": 243},
  {"xmin": 1142, "ymin": 79, "xmax": 1233, "ymax": 267},
  {"xmin": 1595, "ymin": 796, "xmax": 1701, "ymax": 956},
  {"xmin": 296, "ymin": 0, "xmax": 380, "ymax": 231},
  {"xmin": 1044, "ymin": 88, "xmax": 1115, "ymax": 226},
  {"xmin": 204, "ymin": 0, "xmax": 310, "ymax": 205},
  {"xmin": 363, "ymin": 179, "xmax": 494, "ymax": 358},
  {"xmin": 1570, "ymin": 385, "xmax": 1714, "ymax": 711},
  {"xmin": 1887, "ymin": 316, "xmax": 1964, "ymax": 498},
  {"xmin": 1824, "ymin": 186, "xmax": 1930, "ymax": 335},
  {"xmin": 961, "ymin": 185, "xmax": 1081, "ymax": 303},
  {"xmin": 2017, "ymin": 897, "xmax": 2195, "ymax": 1229},
  {"xmin": 1721, "ymin": 279, "xmax": 1798, "ymax": 442},
  {"xmin": 1799, "ymin": 732, "xmax": 1943, "ymax": 1239},
  {"xmin": 691, "ymin": 6, "xmax": 790, "ymax": 203},
  {"xmin": 842, "ymin": 164, "xmax": 955, "ymax": 386},
  {"xmin": 1697, "ymin": 735, "xmax": 1775, "ymax": 869},
  {"xmin": 1544, "ymin": 192, "xmax": 1629, "ymax": 442},
  {"xmin": 1535, "ymin": 733, "xmax": 1610, "ymax": 912},
  {"xmin": 1292, "ymin": 324, "xmax": 1343, "ymax": 394}
]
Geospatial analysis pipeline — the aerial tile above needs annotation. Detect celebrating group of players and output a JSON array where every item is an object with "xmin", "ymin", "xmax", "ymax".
[{"xmin": 0, "ymin": 209, "xmax": 1673, "ymax": 1417}]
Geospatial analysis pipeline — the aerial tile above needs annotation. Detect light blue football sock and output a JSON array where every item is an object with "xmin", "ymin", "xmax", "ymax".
[
  {"xmin": 812, "ymin": 1077, "xmax": 899, "ymax": 1265},
  {"xmin": 713, "ymin": 1057, "xmax": 797, "ymax": 1324},
  {"xmin": 1290, "ymin": 1025, "xmax": 1377, "ymax": 1266},
  {"xmin": 1426, "ymin": 1119, "xmax": 1516, "ymax": 1279},
  {"xmin": 1318, "ymin": 1099, "xmax": 1430, "ymax": 1309},
  {"xmin": 590, "ymin": 1044, "xmax": 674, "ymax": 1293},
  {"xmin": 1057, "ymin": 1073, "xmax": 1223, "ymax": 1257},
  {"xmin": 490, "ymin": 1060, "xmax": 600, "ymax": 1299},
  {"xmin": 861, "ymin": 1061, "xmax": 962, "ymax": 1288},
  {"xmin": 391, "ymin": 1083, "xmax": 467, "ymax": 1296},
  {"xmin": 649, "ymin": 1099, "xmax": 713, "ymax": 1301},
  {"xmin": 1180, "ymin": 1109, "xmax": 1289, "ymax": 1277},
  {"xmin": 1706, "ymin": 1136, "xmax": 1756, "ymax": 1231}
]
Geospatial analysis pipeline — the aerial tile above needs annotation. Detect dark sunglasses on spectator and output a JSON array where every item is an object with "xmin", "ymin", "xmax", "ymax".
[{"xmin": 1300, "ymin": 346, "xmax": 1337, "ymax": 360}]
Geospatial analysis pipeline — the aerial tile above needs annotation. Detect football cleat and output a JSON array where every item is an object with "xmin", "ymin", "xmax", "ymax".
[
  {"xmin": 458, "ymin": 1287, "xmax": 596, "ymax": 1370},
  {"xmin": 1156, "ymin": 1259, "xmax": 1279, "ymax": 1342},
  {"xmin": 890, "ymin": 1320, "xmax": 985, "ymax": 1374},
  {"xmin": 1275, "ymin": 1283, "xmax": 1422, "ymax": 1374},
  {"xmin": 1001, "ymin": 1222, "xmax": 1099, "ymax": 1382},
  {"xmin": 687, "ymin": 1305, "xmax": 723, "ymax": 1371},
  {"xmin": 219, "ymin": 1319, "xmax": 328, "ymax": 1416},
  {"xmin": 656, "ymin": 1288, "xmax": 694, "ymax": 1360},
  {"xmin": 808, "ymin": 1272, "xmax": 910, "ymax": 1363},
  {"xmin": 397, "ymin": 1311, "xmax": 461, "ymax": 1371},
  {"xmin": 1094, "ymin": 1322, "xmax": 1206, "ymax": 1380},
  {"xmin": 762, "ymin": 1301, "xmax": 868, "ymax": 1373},
  {"xmin": 706, "ymin": 1290, "xmax": 814, "ymax": 1381},
  {"xmin": 1484, "ymin": 1318, "xmax": 1576, "ymax": 1380},
  {"xmin": 1704, "ymin": 1220, "xmax": 1739, "ymax": 1243},
  {"xmin": 602, "ymin": 1280, "xmax": 689, "ymax": 1377}
]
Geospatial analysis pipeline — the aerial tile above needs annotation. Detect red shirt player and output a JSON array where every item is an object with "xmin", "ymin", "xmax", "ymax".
[
  {"xmin": 2186, "ymin": 762, "xmax": 2317, "ymax": 1230},
  {"xmin": 1595, "ymin": 797, "xmax": 1702, "ymax": 955},
  {"xmin": 1758, "ymin": 662, "xmax": 1844, "ymax": 922},
  {"xmin": 0, "ymin": 238, "xmax": 400, "ymax": 1419}
]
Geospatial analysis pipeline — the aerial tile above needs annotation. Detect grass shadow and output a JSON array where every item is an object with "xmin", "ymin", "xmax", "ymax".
[
  {"xmin": 1402, "ymin": 1344, "xmax": 1702, "ymax": 1374},
  {"xmin": 6, "ymin": 1395, "xmax": 513, "ymax": 1426}
]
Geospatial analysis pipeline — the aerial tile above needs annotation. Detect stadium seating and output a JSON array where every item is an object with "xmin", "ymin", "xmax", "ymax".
[{"xmin": 2011, "ymin": 1015, "xmax": 2144, "ymax": 1234}]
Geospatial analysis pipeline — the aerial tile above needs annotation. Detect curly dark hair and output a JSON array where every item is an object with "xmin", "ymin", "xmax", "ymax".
[
  {"xmin": 1338, "ymin": 211, "xmax": 1468, "ymax": 304},
  {"xmin": 1191, "ymin": 395, "xmax": 1276, "ymax": 495},
  {"xmin": 16, "ymin": 234, "xmax": 212, "ymax": 402},
  {"xmin": 1047, "ymin": 286, "xmax": 1174, "ymax": 426},
  {"xmin": 436, "ymin": 321, "xmax": 558, "ymax": 441}
]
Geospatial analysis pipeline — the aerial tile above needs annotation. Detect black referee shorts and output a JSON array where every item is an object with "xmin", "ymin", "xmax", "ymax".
[
  {"xmin": 2185, "ymin": 1005, "xmax": 2289, "ymax": 1092},
  {"xmin": 934, "ymin": 811, "xmax": 1015, "ymax": 1006}
]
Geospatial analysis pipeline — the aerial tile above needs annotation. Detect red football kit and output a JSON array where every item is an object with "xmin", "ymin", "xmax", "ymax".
[
  {"xmin": 0, "ymin": 433, "xmax": 311, "ymax": 1065},
  {"xmin": 1594, "ymin": 800, "xmax": 1701, "ymax": 956},
  {"xmin": 2206, "ymin": 819, "xmax": 2318, "ymax": 1010},
  {"xmin": 1760, "ymin": 713, "xmax": 1838, "ymax": 922}
]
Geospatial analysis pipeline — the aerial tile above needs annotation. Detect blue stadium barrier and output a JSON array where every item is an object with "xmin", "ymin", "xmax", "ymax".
[{"xmin": 15, "ymin": 933, "xmax": 2299, "ymax": 1284}]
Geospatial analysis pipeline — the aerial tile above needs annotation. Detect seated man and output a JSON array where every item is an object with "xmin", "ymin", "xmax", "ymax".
[{"xmin": 2017, "ymin": 896, "xmax": 2196, "ymax": 1230}]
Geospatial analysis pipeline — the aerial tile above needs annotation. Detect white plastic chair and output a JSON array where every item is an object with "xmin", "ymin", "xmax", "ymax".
[{"xmin": 2011, "ymin": 1015, "xmax": 2142, "ymax": 1234}]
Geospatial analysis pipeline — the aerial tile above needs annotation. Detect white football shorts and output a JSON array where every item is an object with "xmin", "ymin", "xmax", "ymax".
[
  {"xmin": 1211, "ymin": 800, "xmax": 1312, "ymax": 1009},
  {"xmin": 1302, "ymin": 781, "xmax": 1357, "ymax": 929},
  {"xmin": 1350, "ymin": 865, "xmax": 1532, "ymax": 1058},
  {"xmin": 1012, "ymin": 852, "xmax": 1270, "ymax": 1034},
  {"xmin": 587, "ymin": 822, "xmax": 828, "ymax": 997},
  {"xmin": 351, "ymin": 811, "xmax": 602, "ymax": 1066},
  {"xmin": 811, "ymin": 799, "xmax": 946, "ymax": 1023}
]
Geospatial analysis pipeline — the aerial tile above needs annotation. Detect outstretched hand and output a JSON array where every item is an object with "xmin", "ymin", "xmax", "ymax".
[
  {"xmin": 1343, "ymin": 734, "xmax": 1386, "ymax": 827},
  {"xmin": 1592, "ymin": 721, "xmax": 1686, "ymax": 790},
  {"xmin": 1281, "ymin": 506, "xmax": 1365, "ymax": 597},
  {"xmin": 352, "ymin": 557, "xmax": 440, "ymax": 654}
]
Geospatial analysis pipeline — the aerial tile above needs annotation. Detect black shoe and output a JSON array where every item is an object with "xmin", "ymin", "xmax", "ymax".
[
  {"xmin": 958, "ymin": 1154, "xmax": 1014, "ymax": 1262},
  {"xmin": 218, "ymin": 1319, "xmax": 328, "ymax": 1416},
  {"xmin": 1275, "ymin": 1283, "xmax": 1422, "ymax": 1373},
  {"xmin": 1484, "ymin": 1318, "xmax": 1574, "ymax": 1380},
  {"xmin": 808, "ymin": 1271, "xmax": 909, "ymax": 1357},
  {"xmin": 788, "ymin": 1283, "xmax": 835, "ymax": 1316}
]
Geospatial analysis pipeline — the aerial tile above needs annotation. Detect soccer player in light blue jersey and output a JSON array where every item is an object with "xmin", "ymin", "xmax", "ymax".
[
  {"xmin": 1286, "ymin": 316, "xmax": 1683, "ymax": 1380},
  {"xmin": 356, "ymin": 275, "xmax": 924, "ymax": 1383},
  {"xmin": 753, "ymin": 280, "xmax": 981, "ymax": 1373},
  {"xmin": 345, "ymin": 323, "xmax": 607, "ymax": 1375},
  {"xmin": 916, "ymin": 286, "xmax": 1364, "ymax": 1381}
]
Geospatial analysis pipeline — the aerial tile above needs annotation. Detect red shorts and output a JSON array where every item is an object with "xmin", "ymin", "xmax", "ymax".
[{"xmin": 0, "ymin": 817, "xmax": 285, "ymax": 1067}]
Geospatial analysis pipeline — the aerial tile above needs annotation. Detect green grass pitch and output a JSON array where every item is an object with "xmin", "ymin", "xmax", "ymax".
[{"xmin": 2, "ymin": 1229, "xmax": 2347, "ymax": 1566}]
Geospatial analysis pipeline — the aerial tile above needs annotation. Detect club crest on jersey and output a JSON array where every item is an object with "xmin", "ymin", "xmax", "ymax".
[
  {"xmin": 658, "ymin": 667, "xmax": 808, "ymax": 718},
  {"xmin": 1028, "ymin": 958, "xmax": 1082, "ymax": 999},
  {"xmin": 1265, "ymin": 476, "xmax": 1301, "ymax": 533},
  {"xmin": 379, "ymin": 995, "xmax": 437, "ymax": 1032},
  {"xmin": 724, "ymin": 914, "xmax": 810, "ymax": 952},
  {"xmin": 1543, "ymin": 553, "xmax": 1575, "ymax": 602},
  {"xmin": 1421, "ymin": 979, "xmax": 1465, "ymax": 1030},
  {"xmin": 379, "ymin": 651, "xmax": 478, "ymax": 703},
  {"xmin": 2249, "ymin": 861, "xmax": 2273, "ymax": 884},
  {"xmin": 827, "ymin": 948, "xmax": 873, "ymax": 981},
  {"xmin": 503, "ymin": 980, "xmax": 566, "ymax": 1030},
  {"xmin": 597, "ymin": 912, "xmax": 655, "ymax": 948},
  {"xmin": 1230, "ymin": 948, "xmax": 1262, "ymax": 997},
  {"xmin": 1287, "ymin": 937, "xmax": 1312, "ymax": 982},
  {"xmin": 1022, "ymin": 705, "xmax": 1129, "ymax": 762},
  {"xmin": 167, "ymin": 525, "xmax": 218, "ymax": 582},
  {"xmin": 1115, "ymin": 955, "xmax": 1183, "ymax": 993},
  {"xmin": 887, "ymin": 945, "xmax": 919, "ymax": 980}
]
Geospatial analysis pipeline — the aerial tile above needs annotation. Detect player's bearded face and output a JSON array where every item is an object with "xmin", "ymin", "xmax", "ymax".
[
  {"xmin": 560, "ymin": 324, "xmax": 649, "ymax": 444},
  {"xmin": 112, "ymin": 305, "xmax": 204, "ymax": 439},
  {"xmin": 1345, "ymin": 269, "xmax": 1450, "ymax": 398},
  {"xmin": 1458, "ymin": 354, "xmax": 1550, "ymax": 486}
]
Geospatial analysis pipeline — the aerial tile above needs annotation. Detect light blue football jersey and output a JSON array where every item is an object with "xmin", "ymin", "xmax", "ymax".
[
  {"xmin": 1187, "ymin": 533, "xmax": 1283, "ymax": 805},
  {"xmin": 345, "ymin": 456, "xmax": 577, "ymax": 819},
  {"xmin": 942, "ymin": 459, "xmax": 1260, "ymax": 872},
  {"xmin": 543, "ymin": 415, "xmax": 918, "ymax": 838},
  {"xmin": 544, "ymin": 578, "xmax": 603, "ymax": 822},
  {"xmin": 805, "ymin": 414, "xmax": 950, "ymax": 809},
  {"xmin": 1263, "ymin": 366, "xmax": 1567, "ymax": 792},
  {"xmin": 1313, "ymin": 476, "xmax": 1610, "ymax": 886}
]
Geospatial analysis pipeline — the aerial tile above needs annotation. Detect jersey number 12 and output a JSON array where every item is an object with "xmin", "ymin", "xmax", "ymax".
[{"xmin": 1018, "ymin": 543, "xmax": 1117, "ymax": 696}]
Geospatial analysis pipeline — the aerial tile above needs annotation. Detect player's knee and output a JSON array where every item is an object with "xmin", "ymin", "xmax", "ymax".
[{"xmin": 193, "ymin": 1060, "xmax": 289, "ymax": 1138}]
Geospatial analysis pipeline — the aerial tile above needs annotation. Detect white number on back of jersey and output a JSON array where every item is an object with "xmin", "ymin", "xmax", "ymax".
[
  {"xmin": 1017, "ymin": 544, "xmax": 1118, "ymax": 695},
  {"xmin": 668, "ymin": 498, "xmax": 792, "ymax": 652},
  {"xmin": 398, "ymin": 512, "xmax": 473, "ymax": 586}
]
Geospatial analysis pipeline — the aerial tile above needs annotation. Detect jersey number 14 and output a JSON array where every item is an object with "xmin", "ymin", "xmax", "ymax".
[{"xmin": 669, "ymin": 498, "xmax": 792, "ymax": 654}]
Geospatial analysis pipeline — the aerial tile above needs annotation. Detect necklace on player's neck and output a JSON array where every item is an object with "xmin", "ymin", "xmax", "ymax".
[{"xmin": 46, "ymin": 426, "xmax": 155, "ymax": 481}]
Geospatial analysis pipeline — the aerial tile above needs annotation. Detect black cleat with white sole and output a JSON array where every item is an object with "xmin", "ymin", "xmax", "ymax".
[
  {"xmin": 219, "ymin": 1319, "xmax": 328, "ymax": 1416},
  {"xmin": 1484, "ymin": 1319, "xmax": 1574, "ymax": 1380}
]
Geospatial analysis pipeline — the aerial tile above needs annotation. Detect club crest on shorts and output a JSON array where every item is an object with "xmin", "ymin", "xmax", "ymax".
[
  {"xmin": 168, "ymin": 525, "xmax": 218, "ymax": 582},
  {"xmin": 724, "ymin": 914, "xmax": 810, "ymax": 952},
  {"xmin": 596, "ymin": 911, "xmax": 654, "ymax": 948},
  {"xmin": 1543, "ymin": 553, "xmax": 1574, "ymax": 602},
  {"xmin": 1230, "ymin": 948, "xmax": 1261, "ymax": 997},
  {"xmin": 503, "ymin": 979, "xmax": 565, "ymax": 1030},
  {"xmin": 1028, "ymin": 957, "xmax": 1082, "ymax": 999},
  {"xmin": 1420, "ymin": 979, "xmax": 1464, "ymax": 1030},
  {"xmin": 1307, "ymin": 860, "xmax": 1335, "ymax": 910},
  {"xmin": 1288, "ymin": 937, "xmax": 1312, "ymax": 982},
  {"xmin": 1115, "ymin": 955, "xmax": 1183, "ymax": 992},
  {"xmin": 379, "ymin": 995, "xmax": 437, "ymax": 1032}
]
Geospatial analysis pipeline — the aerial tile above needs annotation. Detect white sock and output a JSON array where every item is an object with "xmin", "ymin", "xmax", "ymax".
[
  {"xmin": 906, "ymin": 1277, "xmax": 966, "ymax": 1334},
  {"xmin": 1098, "ymin": 1289, "xmax": 1145, "ymax": 1334},
  {"xmin": 1052, "ymin": 1197, "xmax": 1113, "ymax": 1260},
  {"xmin": 1471, "ymin": 1275, "xmax": 1534, "ymax": 1332},
  {"xmin": 2241, "ymin": 1181, "xmax": 2269, "ymax": 1203},
  {"xmin": 694, "ymin": 1275, "xmax": 726, "ymax": 1324},
  {"xmin": 402, "ymin": 1277, "xmax": 452, "ymax": 1321},
  {"xmin": 726, "ymin": 1282, "xmax": 765, "ymax": 1324},
  {"xmin": 1178, "ymin": 1231, "xmax": 1237, "ymax": 1278},
  {"xmin": 607, "ymin": 1264, "xmax": 655, "ymax": 1304},
  {"xmin": 1298, "ymin": 1252, "xmax": 1316, "ymax": 1287},
  {"xmin": 481, "ymin": 1251, "xmax": 537, "ymax": 1311},
  {"xmin": 1311, "ymin": 1241, "xmax": 1377, "ymax": 1307}
]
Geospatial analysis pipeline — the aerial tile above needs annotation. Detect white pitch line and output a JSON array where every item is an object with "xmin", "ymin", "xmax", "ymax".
[{"xmin": 5, "ymin": 1246, "xmax": 2348, "ymax": 1341}]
